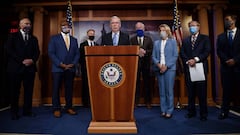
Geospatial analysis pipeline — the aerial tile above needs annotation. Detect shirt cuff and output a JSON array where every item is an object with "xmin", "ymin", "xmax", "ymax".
[{"xmin": 194, "ymin": 57, "xmax": 200, "ymax": 62}]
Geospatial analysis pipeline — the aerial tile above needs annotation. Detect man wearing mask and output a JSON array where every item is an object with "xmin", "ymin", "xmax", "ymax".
[
  {"xmin": 130, "ymin": 22, "xmax": 153, "ymax": 108},
  {"xmin": 48, "ymin": 20, "xmax": 80, "ymax": 118},
  {"xmin": 5, "ymin": 17, "xmax": 40, "ymax": 120},
  {"xmin": 217, "ymin": 14, "xmax": 240, "ymax": 120},
  {"xmin": 101, "ymin": 15, "xmax": 130, "ymax": 46},
  {"xmin": 180, "ymin": 20, "xmax": 211, "ymax": 121},
  {"xmin": 79, "ymin": 29, "xmax": 97, "ymax": 107}
]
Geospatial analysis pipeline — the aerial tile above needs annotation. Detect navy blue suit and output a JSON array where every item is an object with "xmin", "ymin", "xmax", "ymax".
[
  {"xmin": 180, "ymin": 34, "xmax": 211, "ymax": 118},
  {"xmin": 5, "ymin": 31, "xmax": 40, "ymax": 116},
  {"xmin": 48, "ymin": 33, "xmax": 80, "ymax": 111},
  {"xmin": 217, "ymin": 28, "xmax": 240, "ymax": 115}
]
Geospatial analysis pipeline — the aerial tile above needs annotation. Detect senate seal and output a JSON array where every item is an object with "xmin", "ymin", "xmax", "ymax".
[{"xmin": 99, "ymin": 62, "xmax": 125, "ymax": 88}]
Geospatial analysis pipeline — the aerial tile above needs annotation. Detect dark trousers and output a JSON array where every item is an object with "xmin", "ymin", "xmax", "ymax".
[
  {"xmin": 135, "ymin": 59, "xmax": 151, "ymax": 104},
  {"xmin": 185, "ymin": 71, "xmax": 208, "ymax": 117},
  {"xmin": 52, "ymin": 71, "xmax": 75, "ymax": 111},
  {"xmin": 8, "ymin": 72, "xmax": 35, "ymax": 114},
  {"xmin": 220, "ymin": 69, "xmax": 240, "ymax": 114},
  {"xmin": 81, "ymin": 64, "xmax": 90, "ymax": 107}
]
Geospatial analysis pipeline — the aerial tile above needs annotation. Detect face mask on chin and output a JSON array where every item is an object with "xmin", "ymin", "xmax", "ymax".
[
  {"xmin": 136, "ymin": 29, "xmax": 144, "ymax": 37},
  {"xmin": 61, "ymin": 26, "xmax": 71, "ymax": 34},
  {"xmin": 160, "ymin": 31, "xmax": 167, "ymax": 39},
  {"xmin": 189, "ymin": 26, "xmax": 198, "ymax": 34},
  {"xmin": 23, "ymin": 26, "xmax": 31, "ymax": 34},
  {"xmin": 224, "ymin": 20, "xmax": 233, "ymax": 29},
  {"xmin": 89, "ymin": 36, "xmax": 95, "ymax": 40}
]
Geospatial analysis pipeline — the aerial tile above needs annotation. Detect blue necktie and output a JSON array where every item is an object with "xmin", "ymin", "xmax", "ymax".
[
  {"xmin": 228, "ymin": 31, "xmax": 233, "ymax": 45},
  {"xmin": 113, "ymin": 33, "xmax": 118, "ymax": 46}
]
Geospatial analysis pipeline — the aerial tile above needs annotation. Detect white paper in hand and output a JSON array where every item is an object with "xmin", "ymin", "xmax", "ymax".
[{"xmin": 189, "ymin": 62, "xmax": 205, "ymax": 82}]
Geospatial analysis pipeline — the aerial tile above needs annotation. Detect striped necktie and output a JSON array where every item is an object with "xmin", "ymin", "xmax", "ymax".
[{"xmin": 191, "ymin": 35, "xmax": 196, "ymax": 50}]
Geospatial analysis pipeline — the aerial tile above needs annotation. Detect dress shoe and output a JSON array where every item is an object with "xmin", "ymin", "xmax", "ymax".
[
  {"xmin": 185, "ymin": 113, "xmax": 196, "ymax": 118},
  {"xmin": 53, "ymin": 110, "xmax": 61, "ymax": 118},
  {"xmin": 66, "ymin": 108, "xmax": 77, "ymax": 115},
  {"xmin": 11, "ymin": 113, "xmax": 20, "ymax": 120},
  {"xmin": 218, "ymin": 113, "xmax": 228, "ymax": 120},
  {"xmin": 23, "ymin": 112, "xmax": 36, "ymax": 117},
  {"xmin": 165, "ymin": 114, "xmax": 172, "ymax": 119},
  {"xmin": 161, "ymin": 113, "xmax": 166, "ymax": 117},
  {"xmin": 200, "ymin": 116, "xmax": 207, "ymax": 121}
]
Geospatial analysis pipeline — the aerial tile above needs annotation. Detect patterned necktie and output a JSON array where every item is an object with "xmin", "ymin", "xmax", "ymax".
[
  {"xmin": 64, "ymin": 34, "xmax": 70, "ymax": 50},
  {"xmin": 191, "ymin": 35, "xmax": 196, "ymax": 50},
  {"xmin": 113, "ymin": 33, "xmax": 118, "ymax": 46},
  {"xmin": 228, "ymin": 30, "xmax": 233, "ymax": 45}
]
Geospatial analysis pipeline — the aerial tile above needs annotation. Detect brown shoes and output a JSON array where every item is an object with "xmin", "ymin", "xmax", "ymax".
[
  {"xmin": 53, "ymin": 110, "xmax": 61, "ymax": 118},
  {"xmin": 66, "ymin": 108, "xmax": 77, "ymax": 115}
]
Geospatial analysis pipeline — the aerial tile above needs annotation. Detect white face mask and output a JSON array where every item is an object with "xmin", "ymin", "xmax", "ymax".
[
  {"xmin": 160, "ymin": 31, "xmax": 167, "ymax": 39},
  {"xmin": 61, "ymin": 26, "xmax": 71, "ymax": 34}
]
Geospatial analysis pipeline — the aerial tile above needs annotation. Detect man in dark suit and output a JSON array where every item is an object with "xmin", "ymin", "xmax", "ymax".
[
  {"xmin": 79, "ymin": 29, "xmax": 97, "ymax": 107},
  {"xmin": 180, "ymin": 20, "xmax": 211, "ymax": 121},
  {"xmin": 130, "ymin": 22, "xmax": 153, "ymax": 108},
  {"xmin": 48, "ymin": 20, "xmax": 80, "ymax": 118},
  {"xmin": 5, "ymin": 17, "xmax": 40, "ymax": 120},
  {"xmin": 217, "ymin": 14, "xmax": 240, "ymax": 120},
  {"xmin": 101, "ymin": 15, "xmax": 130, "ymax": 46}
]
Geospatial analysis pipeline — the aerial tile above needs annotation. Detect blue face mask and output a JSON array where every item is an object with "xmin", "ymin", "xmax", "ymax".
[
  {"xmin": 136, "ymin": 29, "xmax": 144, "ymax": 37},
  {"xmin": 189, "ymin": 26, "xmax": 198, "ymax": 34}
]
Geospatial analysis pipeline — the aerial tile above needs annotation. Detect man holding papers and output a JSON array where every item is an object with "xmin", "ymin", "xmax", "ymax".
[{"xmin": 180, "ymin": 20, "xmax": 211, "ymax": 121}]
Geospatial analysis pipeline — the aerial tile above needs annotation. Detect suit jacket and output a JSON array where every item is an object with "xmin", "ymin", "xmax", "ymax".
[
  {"xmin": 79, "ymin": 40, "xmax": 98, "ymax": 65},
  {"xmin": 5, "ymin": 31, "xmax": 40, "ymax": 73},
  {"xmin": 217, "ymin": 28, "xmax": 240, "ymax": 72},
  {"xmin": 101, "ymin": 31, "xmax": 130, "ymax": 45},
  {"xmin": 180, "ymin": 34, "xmax": 211, "ymax": 74},
  {"xmin": 152, "ymin": 38, "xmax": 178, "ymax": 71},
  {"xmin": 48, "ymin": 33, "xmax": 80, "ymax": 72}
]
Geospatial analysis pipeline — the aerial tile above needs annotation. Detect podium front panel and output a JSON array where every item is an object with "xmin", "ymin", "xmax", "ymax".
[{"xmin": 85, "ymin": 46, "xmax": 139, "ymax": 122}]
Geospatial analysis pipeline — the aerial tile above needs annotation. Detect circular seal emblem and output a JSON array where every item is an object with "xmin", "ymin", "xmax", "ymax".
[{"xmin": 99, "ymin": 62, "xmax": 125, "ymax": 88}]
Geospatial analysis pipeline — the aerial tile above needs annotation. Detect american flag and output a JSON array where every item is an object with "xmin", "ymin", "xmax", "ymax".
[
  {"xmin": 66, "ymin": 0, "xmax": 73, "ymax": 28},
  {"xmin": 172, "ymin": 0, "xmax": 183, "ymax": 47},
  {"xmin": 172, "ymin": 0, "xmax": 184, "ymax": 75}
]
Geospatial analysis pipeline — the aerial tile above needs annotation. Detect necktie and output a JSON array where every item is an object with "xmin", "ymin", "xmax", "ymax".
[
  {"xmin": 24, "ymin": 34, "xmax": 28, "ymax": 41},
  {"xmin": 64, "ymin": 34, "xmax": 70, "ymax": 50},
  {"xmin": 91, "ymin": 41, "xmax": 94, "ymax": 46},
  {"xmin": 113, "ymin": 33, "xmax": 118, "ymax": 46},
  {"xmin": 191, "ymin": 35, "xmax": 196, "ymax": 50},
  {"xmin": 228, "ymin": 31, "xmax": 233, "ymax": 45},
  {"xmin": 138, "ymin": 37, "xmax": 143, "ymax": 46}
]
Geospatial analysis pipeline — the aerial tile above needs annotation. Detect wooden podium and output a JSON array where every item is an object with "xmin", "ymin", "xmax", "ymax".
[{"xmin": 85, "ymin": 45, "xmax": 139, "ymax": 134}]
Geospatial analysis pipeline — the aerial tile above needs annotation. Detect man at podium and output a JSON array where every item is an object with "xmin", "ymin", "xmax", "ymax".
[{"xmin": 101, "ymin": 15, "xmax": 130, "ymax": 46}]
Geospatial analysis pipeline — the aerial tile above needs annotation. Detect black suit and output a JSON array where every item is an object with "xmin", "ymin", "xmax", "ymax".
[
  {"xmin": 180, "ymin": 33, "xmax": 211, "ymax": 118},
  {"xmin": 5, "ymin": 31, "xmax": 40, "ymax": 116},
  {"xmin": 79, "ymin": 40, "xmax": 98, "ymax": 107},
  {"xmin": 130, "ymin": 35, "xmax": 153, "ymax": 105},
  {"xmin": 101, "ymin": 31, "xmax": 130, "ymax": 45},
  {"xmin": 217, "ymin": 28, "xmax": 240, "ymax": 115}
]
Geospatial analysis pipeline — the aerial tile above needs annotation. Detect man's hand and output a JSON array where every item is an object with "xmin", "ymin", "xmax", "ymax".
[
  {"xmin": 186, "ymin": 59, "xmax": 196, "ymax": 67},
  {"xmin": 60, "ymin": 63, "xmax": 74, "ymax": 70},
  {"xmin": 139, "ymin": 48, "xmax": 146, "ymax": 57},
  {"xmin": 226, "ymin": 59, "xmax": 235, "ymax": 66},
  {"xmin": 22, "ymin": 59, "xmax": 33, "ymax": 66}
]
